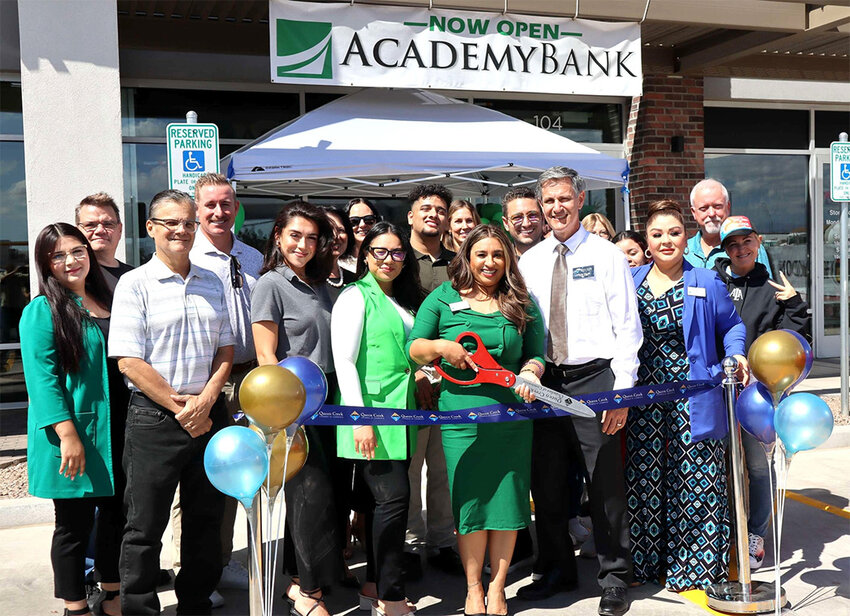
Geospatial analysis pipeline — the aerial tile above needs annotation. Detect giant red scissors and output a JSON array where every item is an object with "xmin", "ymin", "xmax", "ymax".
[{"xmin": 431, "ymin": 331, "xmax": 595, "ymax": 418}]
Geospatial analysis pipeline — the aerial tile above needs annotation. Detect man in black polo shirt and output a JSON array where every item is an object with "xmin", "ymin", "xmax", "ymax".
[{"xmin": 403, "ymin": 183, "xmax": 463, "ymax": 579}]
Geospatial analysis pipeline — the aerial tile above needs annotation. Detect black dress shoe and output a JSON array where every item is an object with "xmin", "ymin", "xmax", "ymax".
[
  {"xmin": 428, "ymin": 547, "xmax": 464, "ymax": 575},
  {"xmin": 598, "ymin": 586, "xmax": 628, "ymax": 616},
  {"xmin": 516, "ymin": 569, "xmax": 577, "ymax": 601}
]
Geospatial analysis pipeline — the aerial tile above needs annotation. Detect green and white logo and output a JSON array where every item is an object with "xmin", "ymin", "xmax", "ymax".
[{"xmin": 275, "ymin": 18, "xmax": 333, "ymax": 79}]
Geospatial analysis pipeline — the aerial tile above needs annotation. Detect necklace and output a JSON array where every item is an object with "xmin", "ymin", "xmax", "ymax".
[{"xmin": 327, "ymin": 276, "xmax": 344, "ymax": 288}]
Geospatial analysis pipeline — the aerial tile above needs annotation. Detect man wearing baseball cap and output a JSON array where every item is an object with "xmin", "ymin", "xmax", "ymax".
[{"xmin": 713, "ymin": 215, "xmax": 809, "ymax": 572}]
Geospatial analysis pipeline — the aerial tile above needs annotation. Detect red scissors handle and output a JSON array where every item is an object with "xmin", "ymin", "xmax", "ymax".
[{"xmin": 431, "ymin": 331, "xmax": 517, "ymax": 388}]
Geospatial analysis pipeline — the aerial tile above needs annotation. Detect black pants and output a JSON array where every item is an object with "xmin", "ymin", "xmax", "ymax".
[
  {"xmin": 52, "ymin": 493, "xmax": 124, "ymax": 601},
  {"xmin": 357, "ymin": 459, "xmax": 410, "ymax": 602},
  {"xmin": 120, "ymin": 393, "xmax": 226, "ymax": 616},
  {"xmin": 531, "ymin": 359, "xmax": 631, "ymax": 589}
]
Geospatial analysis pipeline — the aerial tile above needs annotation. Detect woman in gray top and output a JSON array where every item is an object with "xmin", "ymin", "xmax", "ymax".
[{"xmin": 251, "ymin": 201, "xmax": 340, "ymax": 616}]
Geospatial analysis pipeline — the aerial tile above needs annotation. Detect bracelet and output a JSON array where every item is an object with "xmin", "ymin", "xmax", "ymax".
[{"xmin": 520, "ymin": 359, "xmax": 545, "ymax": 378}]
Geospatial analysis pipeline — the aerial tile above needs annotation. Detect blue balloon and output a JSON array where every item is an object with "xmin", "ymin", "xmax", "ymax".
[
  {"xmin": 204, "ymin": 426, "xmax": 269, "ymax": 508},
  {"xmin": 279, "ymin": 356, "xmax": 328, "ymax": 422},
  {"xmin": 774, "ymin": 392, "xmax": 834, "ymax": 456},
  {"xmin": 782, "ymin": 329, "xmax": 813, "ymax": 390},
  {"xmin": 736, "ymin": 382, "xmax": 776, "ymax": 444}
]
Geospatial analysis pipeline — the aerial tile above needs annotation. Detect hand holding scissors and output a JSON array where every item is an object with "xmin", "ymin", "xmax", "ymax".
[{"xmin": 431, "ymin": 332, "xmax": 595, "ymax": 418}]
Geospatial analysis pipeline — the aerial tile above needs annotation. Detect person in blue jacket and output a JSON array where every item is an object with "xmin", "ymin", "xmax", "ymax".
[{"xmin": 627, "ymin": 200, "xmax": 748, "ymax": 592}]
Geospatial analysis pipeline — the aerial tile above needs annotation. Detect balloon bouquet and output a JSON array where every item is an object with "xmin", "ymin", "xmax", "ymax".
[
  {"xmin": 203, "ymin": 356, "xmax": 328, "ymax": 616},
  {"xmin": 735, "ymin": 329, "xmax": 834, "ymax": 614}
]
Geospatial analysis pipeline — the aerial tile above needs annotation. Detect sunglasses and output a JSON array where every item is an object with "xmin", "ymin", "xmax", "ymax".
[
  {"xmin": 349, "ymin": 215, "xmax": 377, "ymax": 227},
  {"xmin": 230, "ymin": 255, "xmax": 243, "ymax": 289}
]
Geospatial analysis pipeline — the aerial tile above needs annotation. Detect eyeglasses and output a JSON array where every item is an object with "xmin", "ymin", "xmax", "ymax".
[
  {"xmin": 509, "ymin": 213, "xmax": 542, "ymax": 226},
  {"xmin": 79, "ymin": 221, "xmax": 118, "ymax": 232},
  {"xmin": 367, "ymin": 246, "xmax": 406, "ymax": 262},
  {"xmin": 349, "ymin": 215, "xmax": 377, "ymax": 227},
  {"xmin": 50, "ymin": 247, "xmax": 88, "ymax": 265},
  {"xmin": 149, "ymin": 218, "xmax": 199, "ymax": 233},
  {"xmin": 230, "ymin": 255, "xmax": 243, "ymax": 289}
]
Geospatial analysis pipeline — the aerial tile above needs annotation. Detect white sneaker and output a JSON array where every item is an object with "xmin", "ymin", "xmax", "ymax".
[
  {"xmin": 569, "ymin": 517, "xmax": 590, "ymax": 546},
  {"xmin": 748, "ymin": 533, "xmax": 765, "ymax": 570},
  {"xmin": 210, "ymin": 589, "xmax": 225, "ymax": 609},
  {"xmin": 218, "ymin": 559, "xmax": 250, "ymax": 590}
]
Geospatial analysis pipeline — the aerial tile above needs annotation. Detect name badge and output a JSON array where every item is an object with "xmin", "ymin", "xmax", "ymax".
[
  {"xmin": 573, "ymin": 265, "xmax": 594, "ymax": 280},
  {"xmin": 687, "ymin": 286, "xmax": 706, "ymax": 298},
  {"xmin": 449, "ymin": 300, "xmax": 471, "ymax": 312}
]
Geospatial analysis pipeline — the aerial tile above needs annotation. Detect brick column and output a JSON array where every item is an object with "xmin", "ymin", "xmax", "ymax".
[{"xmin": 625, "ymin": 75, "xmax": 705, "ymax": 231}]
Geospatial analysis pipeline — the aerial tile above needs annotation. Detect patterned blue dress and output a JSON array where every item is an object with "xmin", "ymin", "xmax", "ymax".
[{"xmin": 626, "ymin": 278, "xmax": 730, "ymax": 591}]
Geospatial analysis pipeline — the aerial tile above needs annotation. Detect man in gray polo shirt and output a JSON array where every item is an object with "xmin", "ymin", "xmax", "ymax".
[{"xmin": 110, "ymin": 189, "xmax": 234, "ymax": 615}]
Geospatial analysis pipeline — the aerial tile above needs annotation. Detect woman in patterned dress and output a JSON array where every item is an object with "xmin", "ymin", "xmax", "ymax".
[{"xmin": 627, "ymin": 200, "xmax": 748, "ymax": 591}]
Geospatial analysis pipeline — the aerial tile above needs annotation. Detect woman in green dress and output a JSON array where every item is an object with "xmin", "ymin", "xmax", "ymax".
[{"xmin": 408, "ymin": 224, "xmax": 545, "ymax": 616}]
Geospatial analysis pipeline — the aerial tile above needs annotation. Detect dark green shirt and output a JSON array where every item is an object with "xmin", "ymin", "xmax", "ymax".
[{"xmin": 413, "ymin": 246, "xmax": 455, "ymax": 293}]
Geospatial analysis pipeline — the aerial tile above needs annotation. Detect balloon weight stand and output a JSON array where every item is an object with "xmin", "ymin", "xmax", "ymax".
[
  {"xmin": 705, "ymin": 358, "xmax": 787, "ymax": 614},
  {"xmin": 706, "ymin": 581, "xmax": 787, "ymax": 614}
]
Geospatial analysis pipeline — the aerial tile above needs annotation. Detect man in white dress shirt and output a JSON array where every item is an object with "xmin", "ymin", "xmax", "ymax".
[{"xmin": 518, "ymin": 167, "xmax": 642, "ymax": 616}]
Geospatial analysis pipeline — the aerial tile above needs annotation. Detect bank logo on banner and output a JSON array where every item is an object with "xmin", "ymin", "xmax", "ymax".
[
  {"xmin": 276, "ymin": 18, "xmax": 333, "ymax": 79},
  {"xmin": 269, "ymin": 0, "xmax": 641, "ymax": 96}
]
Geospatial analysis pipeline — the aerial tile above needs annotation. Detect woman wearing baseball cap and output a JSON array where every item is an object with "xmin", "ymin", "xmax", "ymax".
[{"xmin": 713, "ymin": 215, "xmax": 810, "ymax": 571}]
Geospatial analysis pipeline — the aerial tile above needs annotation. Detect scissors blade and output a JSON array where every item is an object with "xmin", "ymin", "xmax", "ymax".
[{"xmin": 515, "ymin": 376, "xmax": 596, "ymax": 418}]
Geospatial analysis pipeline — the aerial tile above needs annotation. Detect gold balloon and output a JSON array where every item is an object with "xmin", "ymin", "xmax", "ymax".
[
  {"xmin": 747, "ymin": 330, "xmax": 805, "ymax": 405},
  {"xmin": 250, "ymin": 425, "xmax": 309, "ymax": 499},
  {"xmin": 239, "ymin": 365, "xmax": 306, "ymax": 431}
]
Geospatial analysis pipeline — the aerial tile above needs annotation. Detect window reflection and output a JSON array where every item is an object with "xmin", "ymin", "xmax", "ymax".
[{"xmin": 705, "ymin": 154, "xmax": 809, "ymax": 301}]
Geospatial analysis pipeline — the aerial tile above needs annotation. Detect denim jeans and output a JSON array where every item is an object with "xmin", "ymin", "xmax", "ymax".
[
  {"xmin": 120, "ymin": 393, "xmax": 225, "ymax": 615},
  {"xmin": 741, "ymin": 430, "xmax": 773, "ymax": 538}
]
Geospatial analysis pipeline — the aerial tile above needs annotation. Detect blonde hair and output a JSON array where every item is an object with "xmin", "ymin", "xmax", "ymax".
[
  {"xmin": 194, "ymin": 173, "xmax": 235, "ymax": 199},
  {"xmin": 443, "ymin": 200, "xmax": 481, "ymax": 251},
  {"xmin": 581, "ymin": 213, "xmax": 615, "ymax": 239}
]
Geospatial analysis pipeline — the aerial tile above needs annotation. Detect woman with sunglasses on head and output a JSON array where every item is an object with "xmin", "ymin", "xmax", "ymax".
[
  {"xmin": 331, "ymin": 222, "xmax": 425, "ymax": 616},
  {"xmin": 627, "ymin": 200, "xmax": 747, "ymax": 592},
  {"xmin": 443, "ymin": 200, "xmax": 481, "ymax": 252},
  {"xmin": 321, "ymin": 205, "xmax": 359, "ymax": 303},
  {"xmin": 251, "ymin": 201, "xmax": 340, "ymax": 616},
  {"xmin": 408, "ymin": 225, "xmax": 544, "ymax": 616},
  {"xmin": 345, "ymin": 198, "xmax": 381, "ymax": 269},
  {"xmin": 21, "ymin": 223, "xmax": 126, "ymax": 616}
]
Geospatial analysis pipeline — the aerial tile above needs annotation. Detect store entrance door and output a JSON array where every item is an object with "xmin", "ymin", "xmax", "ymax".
[{"xmin": 813, "ymin": 152, "xmax": 844, "ymax": 357}]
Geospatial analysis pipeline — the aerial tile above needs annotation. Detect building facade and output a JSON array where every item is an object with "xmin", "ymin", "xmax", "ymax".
[{"xmin": 1, "ymin": 0, "xmax": 848, "ymax": 410}]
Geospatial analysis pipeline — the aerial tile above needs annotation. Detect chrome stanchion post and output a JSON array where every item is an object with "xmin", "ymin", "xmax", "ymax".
[
  {"xmin": 706, "ymin": 357, "xmax": 786, "ymax": 614},
  {"xmin": 248, "ymin": 492, "xmax": 264, "ymax": 616}
]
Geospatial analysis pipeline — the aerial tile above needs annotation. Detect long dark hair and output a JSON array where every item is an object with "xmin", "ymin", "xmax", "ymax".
[
  {"xmin": 33, "ymin": 223, "xmax": 112, "ymax": 373},
  {"xmin": 355, "ymin": 222, "xmax": 426, "ymax": 313},
  {"xmin": 321, "ymin": 205, "xmax": 356, "ymax": 260},
  {"xmin": 448, "ymin": 224, "xmax": 533, "ymax": 333},
  {"xmin": 612, "ymin": 229, "xmax": 648, "ymax": 253},
  {"xmin": 261, "ymin": 200, "xmax": 335, "ymax": 284}
]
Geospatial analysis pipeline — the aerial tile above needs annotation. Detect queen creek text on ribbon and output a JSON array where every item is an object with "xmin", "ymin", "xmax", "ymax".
[{"xmin": 299, "ymin": 379, "xmax": 717, "ymax": 426}]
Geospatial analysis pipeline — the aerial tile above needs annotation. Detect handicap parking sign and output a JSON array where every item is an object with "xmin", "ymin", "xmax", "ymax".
[
  {"xmin": 183, "ymin": 150, "xmax": 205, "ymax": 172},
  {"xmin": 841, "ymin": 163, "xmax": 850, "ymax": 182}
]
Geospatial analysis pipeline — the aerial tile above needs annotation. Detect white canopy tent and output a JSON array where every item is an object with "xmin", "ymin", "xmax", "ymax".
[{"xmin": 225, "ymin": 88, "xmax": 629, "ymax": 202}]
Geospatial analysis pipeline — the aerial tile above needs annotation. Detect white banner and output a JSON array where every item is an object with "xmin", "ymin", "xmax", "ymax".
[{"xmin": 269, "ymin": 0, "xmax": 642, "ymax": 96}]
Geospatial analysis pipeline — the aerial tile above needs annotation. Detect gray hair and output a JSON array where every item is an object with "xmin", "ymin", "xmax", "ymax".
[
  {"xmin": 148, "ymin": 189, "xmax": 196, "ymax": 219},
  {"xmin": 535, "ymin": 166, "xmax": 586, "ymax": 200},
  {"xmin": 689, "ymin": 179, "xmax": 729, "ymax": 208}
]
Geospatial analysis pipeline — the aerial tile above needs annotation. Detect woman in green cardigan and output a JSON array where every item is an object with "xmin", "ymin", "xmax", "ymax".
[
  {"xmin": 331, "ymin": 222, "xmax": 426, "ymax": 616},
  {"xmin": 21, "ymin": 223, "xmax": 124, "ymax": 616},
  {"xmin": 408, "ymin": 225, "xmax": 544, "ymax": 616}
]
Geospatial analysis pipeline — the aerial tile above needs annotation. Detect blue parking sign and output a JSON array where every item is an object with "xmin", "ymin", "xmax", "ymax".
[
  {"xmin": 183, "ymin": 150, "xmax": 204, "ymax": 172},
  {"xmin": 841, "ymin": 163, "xmax": 850, "ymax": 182}
]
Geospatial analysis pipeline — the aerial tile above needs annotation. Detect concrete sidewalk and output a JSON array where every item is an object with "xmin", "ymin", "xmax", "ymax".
[{"xmin": 0, "ymin": 448, "xmax": 847, "ymax": 616}]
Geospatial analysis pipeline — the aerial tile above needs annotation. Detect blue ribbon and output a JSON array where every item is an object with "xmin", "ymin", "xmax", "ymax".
[{"xmin": 299, "ymin": 379, "xmax": 719, "ymax": 426}]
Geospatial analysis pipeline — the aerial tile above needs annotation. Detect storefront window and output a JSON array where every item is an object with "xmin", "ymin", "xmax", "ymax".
[
  {"xmin": 0, "ymin": 140, "xmax": 29, "ymax": 404},
  {"xmin": 0, "ymin": 82, "xmax": 24, "ymax": 135},
  {"xmin": 705, "ymin": 108, "xmax": 808, "ymax": 149},
  {"xmin": 814, "ymin": 110, "xmax": 850, "ymax": 148},
  {"xmin": 122, "ymin": 87, "xmax": 299, "ymax": 139},
  {"xmin": 705, "ymin": 153, "xmax": 809, "ymax": 301},
  {"xmin": 474, "ymin": 99, "xmax": 623, "ymax": 143}
]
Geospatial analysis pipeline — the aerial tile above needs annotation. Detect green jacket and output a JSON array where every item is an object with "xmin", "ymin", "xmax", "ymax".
[
  {"xmin": 337, "ymin": 274, "xmax": 417, "ymax": 460},
  {"xmin": 21, "ymin": 296, "xmax": 114, "ymax": 499}
]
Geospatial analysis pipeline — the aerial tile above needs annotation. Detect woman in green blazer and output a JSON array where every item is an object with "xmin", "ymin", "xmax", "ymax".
[
  {"xmin": 331, "ymin": 222, "xmax": 426, "ymax": 616},
  {"xmin": 21, "ymin": 223, "xmax": 124, "ymax": 616}
]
